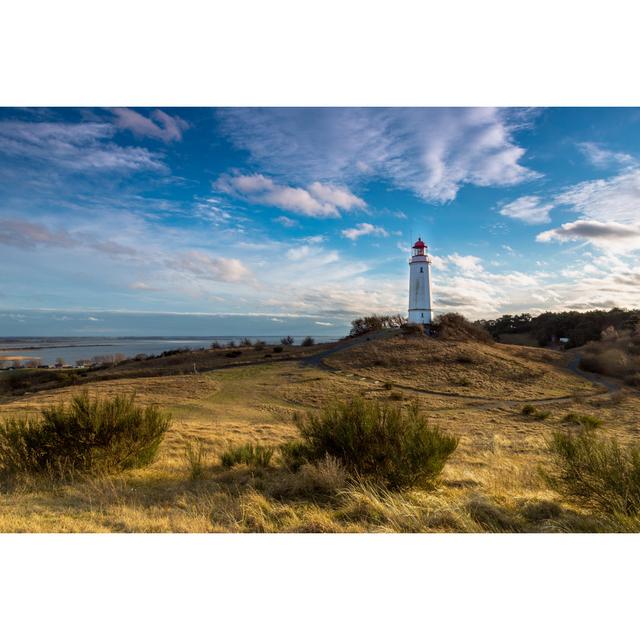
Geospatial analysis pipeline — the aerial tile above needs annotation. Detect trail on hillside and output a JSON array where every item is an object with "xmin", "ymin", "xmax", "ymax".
[{"xmin": 302, "ymin": 332, "xmax": 622, "ymax": 410}]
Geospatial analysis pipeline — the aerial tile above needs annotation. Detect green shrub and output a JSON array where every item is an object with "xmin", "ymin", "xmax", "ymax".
[
  {"xmin": 279, "ymin": 440, "xmax": 311, "ymax": 471},
  {"xmin": 220, "ymin": 443, "xmax": 274, "ymax": 468},
  {"xmin": 301, "ymin": 336, "xmax": 315, "ymax": 347},
  {"xmin": 545, "ymin": 429, "xmax": 640, "ymax": 515},
  {"xmin": 521, "ymin": 404, "xmax": 550, "ymax": 420},
  {"xmin": 0, "ymin": 393, "xmax": 170, "ymax": 479},
  {"xmin": 562, "ymin": 412, "xmax": 602, "ymax": 429},
  {"xmin": 289, "ymin": 398, "xmax": 458, "ymax": 489},
  {"xmin": 183, "ymin": 438, "xmax": 207, "ymax": 481}
]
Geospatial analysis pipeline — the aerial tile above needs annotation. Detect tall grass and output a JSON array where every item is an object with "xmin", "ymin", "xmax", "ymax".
[
  {"xmin": 220, "ymin": 443, "xmax": 274, "ymax": 468},
  {"xmin": 285, "ymin": 398, "xmax": 458, "ymax": 489},
  {"xmin": 545, "ymin": 429, "xmax": 640, "ymax": 515},
  {"xmin": 0, "ymin": 392, "xmax": 170, "ymax": 479},
  {"xmin": 183, "ymin": 438, "xmax": 208, "ymax": 481}
]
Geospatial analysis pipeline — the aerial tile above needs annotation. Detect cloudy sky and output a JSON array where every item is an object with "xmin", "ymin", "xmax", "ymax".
[{"xmin": 1, "ymin": 107, "xmax": 639, "ymax": 336}]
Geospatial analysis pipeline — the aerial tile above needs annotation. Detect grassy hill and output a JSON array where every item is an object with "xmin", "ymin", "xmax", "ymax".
[
  {"xmin": 0, "ymin": 331, "xmax": 638, "ymax": 532},
  {"xmin": 326, "ymin": 333, "xmax": 596, "ymax": 400}
]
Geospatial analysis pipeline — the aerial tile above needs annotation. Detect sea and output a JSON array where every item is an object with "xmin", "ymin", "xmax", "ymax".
[{"xmin": 0, "ymin": 336, "xmax": 340, "ymax": 367}]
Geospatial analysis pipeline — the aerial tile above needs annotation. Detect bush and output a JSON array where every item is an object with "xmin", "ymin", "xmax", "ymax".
[
  {"xmin": 546, "ymin": 429, "xmax": 640, "ymax": 515},
  {"xmin": 273, "ymin": 345, "xmax": 284, "ymax": 353},
  {"xmin": 349, "ymin": 314, "xmax": 405, "ymax": 337},
  {"xmin": 210, "ymin": 341, "xmax": 222, "ymax": 350},
  {"xmin": 224, "ymin": 350, "xmax": 242, "ymax": 358},
  {"xmin": 521, "ymin": 404, "xmax": 550, "ymax": 420},
  {"xmin": 626, "ymin": 372, "xmax": 640, "ymax": 388},
  {"xmin": 240, "ymin": 338, "xmax": 252, "ymax": 347},
  {"xmin": 281, "ymin": 336, "xmax": 295, "ymax": 345},
  {"xmin": 301, "ymin": 336, "xmax": 315, "ymax": 347},
  {"xmin": 287, "ymin": 398, "xmax": 458, "ymax": 488},
  {"xmin": 183, "ymin": 438, "xmax": 207, "ymax": 481},
  {"xmin": 433, "ymin": 313, "xmax": 493, "ymax": 343},
  {"xmin": 220, "ymin": 443, "xmax": 274, "ymax": 468},
  {"xmin": 253, "ymin": 340, "xmax": 266, "ymax": 351},
  {"xmin": 279, "ymin": 440, "xmax": 311, "ymax": 472},
  {"xmin": 0, "ymin": 393, "xmax": 170, "ymax": 479},
  {"xmin": 389, "ymin": 391, "xmax": 404, "ymax": 401},
  {"xmin": 562, "ymin": 412, "xmax": 602, "ymax": 429},
  {"xmin": 401, "ymin": 323, "xmax": 424, "ymax": 337}
]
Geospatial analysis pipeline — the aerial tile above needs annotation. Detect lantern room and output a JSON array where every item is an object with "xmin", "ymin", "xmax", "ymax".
[{"xmin": 412, "ymin": 237, "xmax": 427, "ymax": 257}]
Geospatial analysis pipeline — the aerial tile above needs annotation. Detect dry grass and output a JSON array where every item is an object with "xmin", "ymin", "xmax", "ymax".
[
  {"xmin": 0, "ymin": 335, "xmax": 638, "ymax": 532},
  {"xmin": 580, "ymin": 331, "xmax": 640, "ymax": 387},
  {"xmin": 325, "ymin": 335, "xmax": 597, "ymax": 400}
]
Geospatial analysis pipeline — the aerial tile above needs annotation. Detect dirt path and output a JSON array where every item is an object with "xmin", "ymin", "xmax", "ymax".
[{"xmin": 566, "ymin": 353, "xmax": 622, "ymax": 393}]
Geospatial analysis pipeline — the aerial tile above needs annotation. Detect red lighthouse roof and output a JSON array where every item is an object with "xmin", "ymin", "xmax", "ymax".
[{"xmin": 412, "ymin": 237, "xmax": 426, "ymax": 249}]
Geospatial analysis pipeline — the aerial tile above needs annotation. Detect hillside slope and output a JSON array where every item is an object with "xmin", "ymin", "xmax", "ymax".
[{"xmin": 325, "ymin": 334, "xmax": 597, "ymax": 400}]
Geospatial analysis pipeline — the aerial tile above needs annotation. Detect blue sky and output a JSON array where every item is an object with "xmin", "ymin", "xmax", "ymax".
[{"xmin": 1, "ymin": 107, "xmax": 639, "ymax": 336}]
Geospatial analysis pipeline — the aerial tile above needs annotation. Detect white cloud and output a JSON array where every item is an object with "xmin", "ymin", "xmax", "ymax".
[
  {"xmin": 554, "ymin": 169, "xmax": 640, "ymax": 225},
  {"xmin": 0, "ymin": 218, "xmax": 75, "ymax": 248},
  {"xmin": 217, "ymin": 108, "xmax": 539, "ymax": 203},
  {"xmin": 0, "ymin": 218, "xmax": 140, "ymax": 259},
  {"xmin": 111, "ymin": 108, "xmax": 189, "ymax": 143},
  {"xmin": 429, "ymin": 255, "xmax": 449, "ymax": 270},
  {"xmin": 536, "ymin": 220, "xmax": 640, "ymax": 249},
  {"xmin": 214, "ymin": 172, "xmax": 364, "ymax": 218},
  {"xmin": 315, "ymin": 321, "xmax": 333, "ymax": 326},
  {"xmin": 270, "ymin": 317, "xmax": 284, "ymax": 322},
  {"xmin": 341, "ymin": 223, "xmax": 389, "ymax": 241},
  {"xmin": 577, "ymin": 142, "xmax": 635, "ymax": 168},
  {"xmin": 307, "ymin": 182, "xmax": 365, "ymax": 211},
  {"xmin": 286, "ymin": 244, "xmax": 339, "ymax": 265},
  {"xmin": 446, "ymin": 253, "xmax": 484, "ymax": 273},
  {"xmin": 0, "ymin": 121, "xmax": 164, "ymax": 172},
  {"xmin": 500, "ymin": 195, "xmax": 552, "ymax": 224},
  {"xmin": 129, "ymin": 281, "xmax": 160, "ymax": 291},
  {"xmin": 530, "ymin": 168, "xmax": 640, "ymax": 251},
  {"xmin": 273, "ymin": 215, "xmax": 299, "ymax": 228},
  {"xmin": 168, "ymin": 251, "xmax": 251, "ymax": 283}
]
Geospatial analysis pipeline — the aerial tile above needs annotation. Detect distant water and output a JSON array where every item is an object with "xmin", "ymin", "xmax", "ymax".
[{"xmin": 0, "ymin": 336, "xmax": 340, "ymax": 367}]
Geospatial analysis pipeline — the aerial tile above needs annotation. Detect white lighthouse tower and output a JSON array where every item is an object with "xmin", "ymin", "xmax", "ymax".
[{"xmin": 408, "ymin": 237, "xmax": 433, "ymax": 324}]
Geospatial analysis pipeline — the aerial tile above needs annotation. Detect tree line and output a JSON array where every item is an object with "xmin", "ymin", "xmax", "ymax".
[{"xmin": 477, "ymin": 308, "xmax": 640, "ymax": 348}]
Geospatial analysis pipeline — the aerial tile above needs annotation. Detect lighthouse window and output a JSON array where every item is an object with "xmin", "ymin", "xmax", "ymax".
[{"xmin": 420, "ymin": 267, "xmax": 423, "ymax": 273}]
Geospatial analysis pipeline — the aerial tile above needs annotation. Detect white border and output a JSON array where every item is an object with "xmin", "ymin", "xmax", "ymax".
[
  {"xmin": 1, "ymin": 533, "xmax": 638, "ymax": 639},
  {"xmin": 1, "ymin": 2, "xmax": 639, "ymax": 637},
  {"xmin": 2, "ymin": 0, "xmax": 640, "ymax": 106}
]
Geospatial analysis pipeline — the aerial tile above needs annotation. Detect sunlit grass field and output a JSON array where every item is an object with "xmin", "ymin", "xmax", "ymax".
[{"xmin": 0, "ymin": 335, "xmax": 638, "ymax": 532}]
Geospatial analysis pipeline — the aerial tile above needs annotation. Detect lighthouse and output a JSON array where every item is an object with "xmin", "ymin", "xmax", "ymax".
[{"xmin": 408, "ymin": 237, "xmax": 433, "ymax": 324}]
